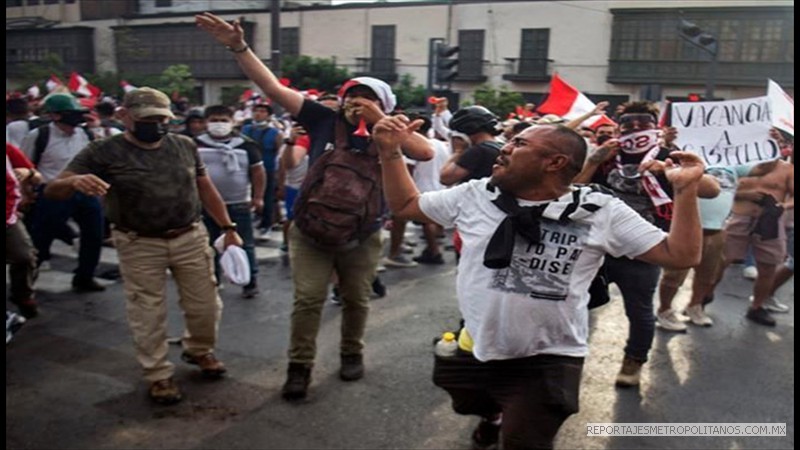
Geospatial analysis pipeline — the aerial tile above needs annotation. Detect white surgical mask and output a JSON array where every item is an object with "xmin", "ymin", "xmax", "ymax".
[
  {"xmin": 254, "ymin": 120, "xmax": 269, "ymax": 127},
  {"xmin": 207, "ymin": 122, "xmax": 233, "ymax": 138}
]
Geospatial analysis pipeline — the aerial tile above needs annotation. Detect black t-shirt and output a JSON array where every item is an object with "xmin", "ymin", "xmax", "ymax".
[
  {"xmin": 597, "ymin": 146, "xmax": 674, "ymax": 231},
  {"xmin": 295, "ymin": 99, "xmax": 371, "ymax": 165},
  {"xmin": 456, "ymin": 140, "xmax": 503, "ymax": 181}
]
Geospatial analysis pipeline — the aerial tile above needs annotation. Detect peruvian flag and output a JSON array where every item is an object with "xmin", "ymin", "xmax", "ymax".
[
  {"xmin": 537, "ymin": 73, "xmax": 613, "ymax": 128},
  {"xmin": 239, "ymin": 89, "xmax": 255, "ymax": 103},
  {"xmin": 68, "ymin": 72, "xmax": 101, "ymax": 98},
  {"xmin": 46, "ymin": 75, "xmax": 64, "ymax": 92},
  {"xmin": 120, "ymin": 80, "xmax": 137, "ymax": 93},
  {"xmin": 26, "ymin": 85, "xmax": 40, "ymax": 99}
]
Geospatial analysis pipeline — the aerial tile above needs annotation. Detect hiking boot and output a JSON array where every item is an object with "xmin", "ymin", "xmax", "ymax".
[
  {"xmin": 72, "ymin": 277, "xmax": 106, "ymax": 293},
  {"xmin": 181, "ymin": 352, "xmax": 227, "ymax": 378},
  {"xmin": 149, "ymin": 378, "xmax": 182, "ymax": 405},
  {"xmin": 615, "ymin": 355, "xmax": 644, "ymax": 387},
  {"xmin": 241, "ymin": 284, "xmax": 259, "ymax": 299},
  {"xmin": 413, "ymin": 249, "xmax": 445, "ymax": 265},
  {"xmin": 12, "ymin": 297, "xmax": 38, "ymax": 319},
  {"xmin": 471, "ymin": 418, "xmax": 501, "ymax": 450},
  {"xmin": 281, "ymin": 362, "xmax": 312, "ymax": 401},
  {"xmin": 685, "ymin": 304, "xmax": 713, "ymax": 327},
  {"xmin": 382, "ymin": 255, "xmax": 418, "ymax": 268},
  {"xmin": 656, "ymin": 309, "xmax": 688, "ymax": 332},
  {"xmin": 746, "ymin": 307, "xmax": 776, "ymax": 327},
  {"xmin": 371, "ymin": 277, "xmax": 387, "ymax": 298},
  {"xmin": 340, "ymin": 354, "xmax": 364, "ymax": 381}
]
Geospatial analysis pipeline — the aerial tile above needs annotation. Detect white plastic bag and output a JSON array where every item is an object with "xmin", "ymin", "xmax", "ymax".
[{"xmin": 213, "ymin": 235, "xmax": 251, "ymax": 286}]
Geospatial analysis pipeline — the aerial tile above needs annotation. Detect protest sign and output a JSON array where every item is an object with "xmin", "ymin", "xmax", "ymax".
[
  {"xmin": 673, "ymin": 96, "xmax": 779, "ymax": 166},
  {"xmin": 767, "ymin": 79, "xmax": 794, "ymax": 136}
]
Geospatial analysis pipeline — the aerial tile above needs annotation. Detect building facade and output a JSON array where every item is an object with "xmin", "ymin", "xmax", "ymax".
[{"xmin": 6, "ymin": 0, "xmax": 794, "ymax": 107}]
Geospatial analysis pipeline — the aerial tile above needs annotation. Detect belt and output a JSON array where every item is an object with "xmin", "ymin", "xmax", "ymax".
[{"xmin": 114, "ymin": 222, "xmax": 198, "ymax": 239}]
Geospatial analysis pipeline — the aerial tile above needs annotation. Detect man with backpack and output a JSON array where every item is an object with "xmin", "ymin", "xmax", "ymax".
[
  {"xmin": 241, "ymin": 103, "xmax": 283, "ymax": 239},
  {"xmin": 373, "ymin": 118, "xmax": 705, "ymax": 450},
  {"xmin": 20, "ymin": 93, "xmax": 106, "ymax": 292},
  {"xmin": 196, "ymin": 11, "xmax": 434, "ymax": 401}
]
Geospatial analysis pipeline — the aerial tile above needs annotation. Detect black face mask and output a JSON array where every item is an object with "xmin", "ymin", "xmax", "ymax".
[
  {"xmin": 57, "ymin": 111, "xmax": 87, "ymax": 127},
  {"xmin": 132, "ymin": 121, "xmax": 169, "ymax": 143}
]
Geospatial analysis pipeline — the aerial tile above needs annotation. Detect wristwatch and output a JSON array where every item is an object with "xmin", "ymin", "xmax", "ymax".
[{"xmin": 221, "ymin": 223, "xmax": 238, "ymax": 232}]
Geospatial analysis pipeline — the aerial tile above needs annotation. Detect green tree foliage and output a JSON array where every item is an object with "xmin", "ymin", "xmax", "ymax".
[
  {"xmin": 470, "ymin": 84, "xmax": 524, "ymax": 118},
  {"xmin": 220, "ymin": 85, "xmax": 252, "ymax": 107},
  {"xmin": 392, "ymin": 74, "xmax": 426, "ymax": 111},
  {"xmin": 158, "ymin": 64, "xmax": 196, "ymax": 99},
  {"xmin": 87, "ymin": 71, "xmax": 122, "ymax": 98},
  {"xmin": 281, "ymin": 55, "xmax": 351, "ymax": 93},
  {"xmin": 17, "ymin": 53, "xmax": 65, "ymax": 92}
]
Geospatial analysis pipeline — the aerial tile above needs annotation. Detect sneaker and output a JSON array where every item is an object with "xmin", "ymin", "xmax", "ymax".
[
  {"xmin": 180, "ymin": 352, "xmax": 227, "ymax": 378},
  {"xmin": 149, "ymin": 378, "xmax": 182, "ymax": 405},
  {"xmin": 6, "ymin": 311, "xmax": 26, "ymax": 344},
  {"xmin": 281, "ymin": 362, "xmax": 312, "ymax": 401},
  {"xmin": 615, "ymin": 355, "xmax": 644, "ymax": 387},
  {"xmin": 413, "ymin": 250, "xmax": 445, "ymax": 265},
  {"xmin": 241, "ymin": 285, "xmax": 259, "ymax": 299},
  {"xmin": 72, "ymin": 277, "xmax": 107, "ymax": 293},
  {"xmin": 372, "ymin": 277, "xmax": 387, "ymax": 298},
  {"xmin": 376, "ymin": 264, "xmax": 387, "ymax": 273},
  {"xmin": 763, "ymin": 296, "xmax": 790, "ymax": 314},
  {"xmin": 330, "ymin": 287, "xmax": 342, "ymax": 306},
  {"xmin": 742, "ymin": 266, "xmax": 758, "ymax": 280},
  {"xmin": 471, "ymin": 418, "xmax": 501, "ymax": 450},
  {"xmin": 256, "ymin": 228, "xmax": 272, "ymax": 241},
  {"xmin": 685, "ymin": 304, "xmax": 713, "ymax": 326},
  {"xmin": 382, "ymin": 255, "xmax": 418, "ymax": 268},
  {"xmin": 340, "ymin": 354, "xmax": 364, "ymax": 381},
  {"xmin": 656, "ymin": 309, "xmax": 688, "ymax": 332},
  {"xmin": 12, "ymin": 297, "xmax": 39, "ymax": 319},
  {"xmin": 38, "ymin": 260, "xmax": 52, "ymax": 272},
  {"xmin": 746, "ymin": 307, "xmax": 776, "ymax": 327}
]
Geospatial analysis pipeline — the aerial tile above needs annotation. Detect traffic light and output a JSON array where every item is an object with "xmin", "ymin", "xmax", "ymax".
[
  {"xmin": 435, "ymin": 43, "xmax": 459, "ymax": 84},
  {"xmin": 678, "ymin": 19, "xmax": 717, "ymax": 54}
]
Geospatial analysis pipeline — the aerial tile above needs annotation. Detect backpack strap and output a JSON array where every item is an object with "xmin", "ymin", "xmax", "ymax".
[{"xmin": 33, "ymin": 125, "xmax": 50, "ymax": 166}]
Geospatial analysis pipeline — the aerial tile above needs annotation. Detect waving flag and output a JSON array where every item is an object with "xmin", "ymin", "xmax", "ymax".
[
  {"xmin": 68, "ymin": 72, "xmax": 101, "ymax": 98},
  {"xmin": 46, "ymin": 75, "xmax": 64, "ymax": 92},
  {"xmin": 537, "ymin": 73, "xmax": 614, "ymax": 129},
  {"xmin": 120, "ymin": 80, "xmax": 138, "ymax": 93}
]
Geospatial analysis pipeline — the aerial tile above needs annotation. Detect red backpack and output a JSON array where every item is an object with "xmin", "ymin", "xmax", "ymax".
[{"xmin": 293, "ymin": 120, "xmax": 383, "ymax": 250}]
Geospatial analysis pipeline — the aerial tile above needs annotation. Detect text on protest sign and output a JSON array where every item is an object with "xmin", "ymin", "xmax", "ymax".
[{"xmin": 672, "ymin": 96, "xmax": 779, "ymax": 167}]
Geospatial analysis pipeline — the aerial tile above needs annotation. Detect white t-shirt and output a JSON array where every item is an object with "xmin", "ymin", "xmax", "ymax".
[
  {"xmin": 413, "ymin": 138, "xmax": 451, "ymax": 193},
  {"xmin": 419, "ymin": 179, "xmax": 666, "ymax": 361},
  {"xmin": 20, "ymin": 123, "xmax": 91, "ymax": 183}
]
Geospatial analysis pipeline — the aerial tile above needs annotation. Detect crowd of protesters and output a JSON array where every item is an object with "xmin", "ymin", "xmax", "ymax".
[{"xmin": 5, "ymin": 11, "xmax": 794, "ymax": 450}]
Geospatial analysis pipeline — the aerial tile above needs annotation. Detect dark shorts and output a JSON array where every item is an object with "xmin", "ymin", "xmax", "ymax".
[{"xmin": 433, "ymin": 350, "xmax": 583, "ymax": 449}]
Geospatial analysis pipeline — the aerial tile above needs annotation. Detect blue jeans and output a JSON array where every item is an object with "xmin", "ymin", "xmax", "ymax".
[
  {"xmin": 259, "ymin": 169, "xmax": 277, "ymax": 230},
  {"xmin": 29, "ymin": 189, "xmax": 103, "ymax": 280},
  {"xmin": 744, "ymin": 246, "xmax": 756, "ymax": 267},
  {"xmin": 203, "ymin": 202, "xmax": 257, "ymax": 288},
  {"xmin": 606, "ymin": 256, "xmax": 661, "ymax": 362}
]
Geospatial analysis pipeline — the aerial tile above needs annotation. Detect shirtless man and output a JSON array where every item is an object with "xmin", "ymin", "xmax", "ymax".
[{"xmin": 718, "ymin": 157, "xmax": 794, "ymax": 326}]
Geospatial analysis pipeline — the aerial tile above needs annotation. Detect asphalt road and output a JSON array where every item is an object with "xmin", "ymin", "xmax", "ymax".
[{"xmin": 6, "ymin": 230, "xmax": 795, "ymax": 449}]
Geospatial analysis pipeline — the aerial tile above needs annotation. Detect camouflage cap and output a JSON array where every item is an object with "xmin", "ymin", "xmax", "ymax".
[{"xmin": 123, "ymin": 87, "xmax": 175, "ymax": 120}]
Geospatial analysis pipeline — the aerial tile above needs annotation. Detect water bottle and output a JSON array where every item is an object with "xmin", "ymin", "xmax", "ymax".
[{"xmin": 434, "ymin": 331, "xmax": 458, "ymax": 357}]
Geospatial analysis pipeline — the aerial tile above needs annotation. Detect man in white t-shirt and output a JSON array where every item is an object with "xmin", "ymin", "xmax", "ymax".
[{"xmin": 372, "ymin": 118, "xmax": 705, "ymax": 450}]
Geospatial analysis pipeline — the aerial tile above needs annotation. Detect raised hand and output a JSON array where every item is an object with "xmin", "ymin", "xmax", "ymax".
[
  {"xmin": 661, "ymin": 151, "xmax": 705, "ymax": 190},
  {"xmin": 373, "ymin": 115, "xmax": 424, "ymax": 153},
  {"xmin": 195, "ymin": 12, "xmax": 245, "ymax": 49},
  {"xmin": 588, "ymin": 138, "xmax": 620, "ymax": 165}
]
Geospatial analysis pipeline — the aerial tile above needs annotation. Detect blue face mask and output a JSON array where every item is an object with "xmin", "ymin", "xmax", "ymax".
[{"xmin": 132, "ymin": 121, "xmax": 168, "ymax": 143}]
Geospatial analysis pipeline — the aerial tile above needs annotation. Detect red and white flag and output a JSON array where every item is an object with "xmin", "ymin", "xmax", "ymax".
[
  {"xmin": 120, "ymin": 80, "xmax": 137, "ymax": 93},
  {"xmin": 26, "ymin": 85, "xmax": 40, "ymax": 99},
  {"xmin": 68, "ymin": 72, "xmax": 101, "ymax": 98},
  {"xmin": 537, "ymin": 73, "xmax": 613, "ymax": 128},
  {"xmin": 46, "ymin": 75, "xmax": 64, "ymax": 92}
]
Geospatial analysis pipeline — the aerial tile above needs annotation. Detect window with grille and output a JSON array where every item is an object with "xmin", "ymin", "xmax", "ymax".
[
  {"xmin": 370, "ymin": 25, "xmax": 396, "ymax": 75},
  {"xmin": 281, "ymin": 27, "xmax": 299, "ymax": 59},
  {"xmin": 458, "ymin": 30, "xmax": 485, "ymax": 78}
]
